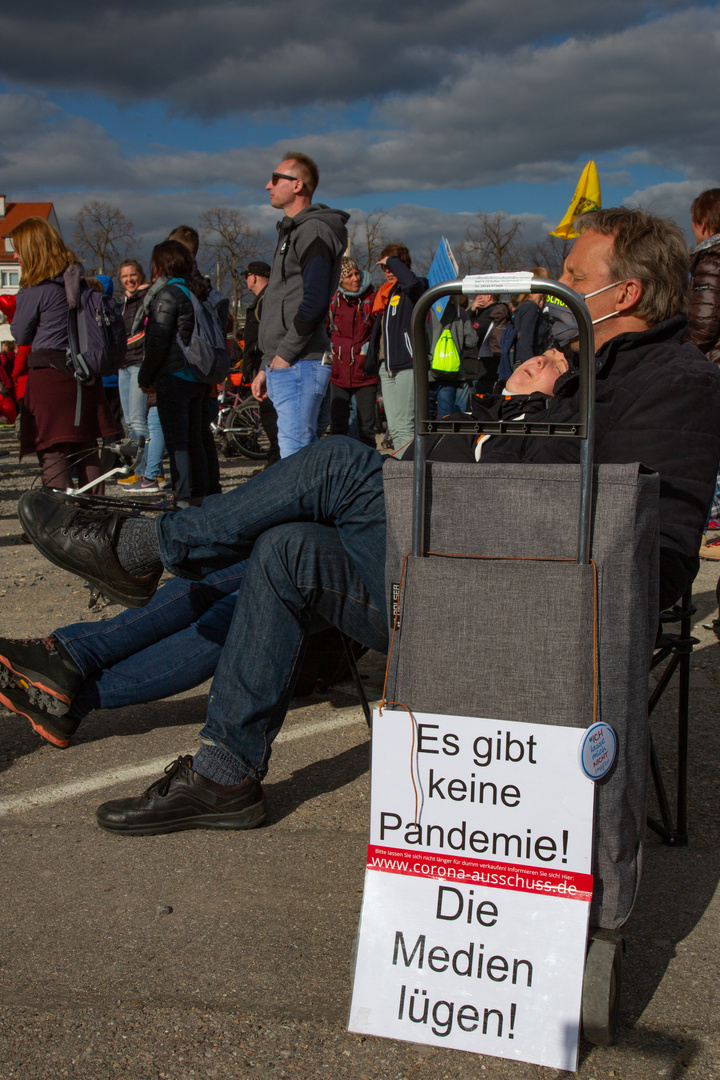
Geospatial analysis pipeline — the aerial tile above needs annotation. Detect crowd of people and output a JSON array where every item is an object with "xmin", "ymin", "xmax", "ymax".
[
  {"xmin": 2, "ymin": 161, "xmax": 720, "ymax": 837},
  {"xmin": 0, "ymin": 151, "xmax": 595, "ymax": 481}
]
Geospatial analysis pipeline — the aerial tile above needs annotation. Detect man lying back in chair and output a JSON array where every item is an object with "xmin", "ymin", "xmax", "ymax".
[
  {"xmin": 14, "ymin": 207, "xmax": 720, "ymax": 834},
  {"xmin": 0, "ymin": 351, "xmax": 568, "ymax": 748},
  {"xmin": 412, "ymin": 348, "xmax": 569, "ymax": 463}
]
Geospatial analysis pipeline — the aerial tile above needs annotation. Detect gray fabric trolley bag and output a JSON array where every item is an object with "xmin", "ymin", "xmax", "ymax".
[{"xmin": 382, "ymin": 272, "xmax": 660, "ymax": 1046}]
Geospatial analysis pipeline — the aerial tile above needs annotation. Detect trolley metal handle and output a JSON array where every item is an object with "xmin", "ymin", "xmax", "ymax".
[{"xmin": 410, "ymin": 272, "xmax": 596, "ymax": 563}]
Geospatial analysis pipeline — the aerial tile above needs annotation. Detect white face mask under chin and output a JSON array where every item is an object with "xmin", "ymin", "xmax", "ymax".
[{"xmin": 581, "ymin": 280, "xmax": 624, "ymax": 327}]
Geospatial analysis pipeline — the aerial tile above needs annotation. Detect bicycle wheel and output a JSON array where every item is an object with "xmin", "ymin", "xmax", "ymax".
[{"xmin": 223, "ymin": 399, "xmax": 270, "ymax": 460}]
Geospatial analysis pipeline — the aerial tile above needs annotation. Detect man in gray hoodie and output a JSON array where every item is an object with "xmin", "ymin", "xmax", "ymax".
[{"xmin": 251, "ymin": 152, "xmax": 349, "ymax": 457}]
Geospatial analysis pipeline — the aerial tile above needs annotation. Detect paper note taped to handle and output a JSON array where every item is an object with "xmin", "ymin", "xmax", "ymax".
[{"xmin": 462, "ymin": 272, "xmax": 534, "ymax": 295}]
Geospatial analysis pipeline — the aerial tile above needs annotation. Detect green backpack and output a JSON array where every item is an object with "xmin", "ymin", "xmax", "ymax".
[{"xmin": 431, "ymin": 328, "xmax": 461, "ymax": 374}]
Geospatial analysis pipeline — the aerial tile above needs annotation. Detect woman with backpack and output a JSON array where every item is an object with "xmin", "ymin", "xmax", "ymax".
[
  {"xmin": 10, "ymin": 217, "xmax": 120, "ymax": 491},
  {"xmin": 137, "ymin": 240, "xmax": 211, "ymax": 507}
]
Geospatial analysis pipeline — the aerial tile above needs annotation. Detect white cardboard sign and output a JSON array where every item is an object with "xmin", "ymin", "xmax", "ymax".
[
  {"xmin": 349, "ymin": 710, "xmax": 596, "ymax": 1071},
  {"xmin": 461, "ymin": 271, "xmax": 534, "ymax": 295}
]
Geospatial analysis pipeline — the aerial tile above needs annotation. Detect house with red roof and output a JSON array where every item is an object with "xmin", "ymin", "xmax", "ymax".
[{"xmin": 0, "ymin": 195, "xmax": 63, "ymax": 342}]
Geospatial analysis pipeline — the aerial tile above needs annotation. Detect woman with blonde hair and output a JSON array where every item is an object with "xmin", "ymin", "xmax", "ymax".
[{"xmin": 10, "ymin": 217, "xmax": 119, "ymax": 490}]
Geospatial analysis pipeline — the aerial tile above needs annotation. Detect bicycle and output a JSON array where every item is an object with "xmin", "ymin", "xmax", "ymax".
[
  {"xmin": 211, "ymin": 370, "xmax": 269, "ymax": 461},
  {"xmin": 35, "ymin": 436, "xmax": 175, "ymax": 513},
  {"xmin": 220, "ymin": 398, "xmax": 270, "ymax": 460}
]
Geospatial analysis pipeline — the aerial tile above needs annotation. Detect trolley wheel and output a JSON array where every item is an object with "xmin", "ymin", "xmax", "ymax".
[
  {"xmin": 223, "ymin": 400, "xmax": 269, "ymax": 460},
  {"xmin": 582, "ymin": 932, "xmax": 623, "ymax": 1046}
]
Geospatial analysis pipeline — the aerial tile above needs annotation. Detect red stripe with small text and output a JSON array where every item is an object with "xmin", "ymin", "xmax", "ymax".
[{"xmin": 366, "ymin": 844, "xmax": 592, "ymax": 902}]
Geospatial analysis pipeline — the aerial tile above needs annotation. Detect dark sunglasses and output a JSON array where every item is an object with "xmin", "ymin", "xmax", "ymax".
[{"xmin": 270, "ymin": 172, "xmax": 299, "ymax": 185}]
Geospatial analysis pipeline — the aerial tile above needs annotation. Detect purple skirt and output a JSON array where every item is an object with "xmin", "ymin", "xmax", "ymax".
[{"xmin": 21, "ymin": 365, "xmax": 121, "ymax": 457}]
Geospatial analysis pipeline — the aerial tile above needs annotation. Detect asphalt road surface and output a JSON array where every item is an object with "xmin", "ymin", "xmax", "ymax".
[{"xmin": 1, "ymin": 427, "xmax": 720, "ymax": 1080}]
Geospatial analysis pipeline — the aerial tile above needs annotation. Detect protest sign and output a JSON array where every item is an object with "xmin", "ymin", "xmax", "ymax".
[
  {"xmin": 349, "ymin": 710, "xmax": 596, "ymax": 1071},
  {"xmin": 428, "ymin": 239, "xmax": 459, "ymax": 320}
]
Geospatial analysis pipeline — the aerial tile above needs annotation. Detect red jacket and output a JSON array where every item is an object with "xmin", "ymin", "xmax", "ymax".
[
  {"xmin": 329, "ymin": 282, "xmax": 378, "ymax": 388},
  {"xmin": 1, "ymin": 295, "xmax": 30, "ymax": 398},
  {"xmin": 12, "ymin": 346, "xmax": 30, "ymax": 399}
]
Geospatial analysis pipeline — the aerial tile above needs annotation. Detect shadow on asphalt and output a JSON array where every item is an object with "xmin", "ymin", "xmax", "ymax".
[
  {"xmin": 0, "ymin": 529, "xmax": 28, "ymax": 544},
  {"xmin": 264, "ymin": 739, "xmax": 370, "ymax": 824},
  {"xmin": 0, "ymin": 693, "xmax": 209, "ymax": 775},
  {"xmin": 619, "ymin": 612, "xmax": 720, "ymax": 1033},
  {"xmin": 579, "ymin": 1029, "xmax": 700, "ymax": 1073}
]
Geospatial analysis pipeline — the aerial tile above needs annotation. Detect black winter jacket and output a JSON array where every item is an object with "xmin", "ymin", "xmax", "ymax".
[
  {"xmin": 480, "ymin": 316, "xmax": 720, "ymax": 608},
  {"xmin": 410, "ymin": 388, "xmax": 552, "ymax": 462},
  {"xmin": 137, "ymin": 283, "xmax": 195, "ymax": 388},
  {"xmin": 242, "ymin": 286, "xmax": 266, "ymax": 382},
  {"xmin": 365, "ymin": 257, "xmax": 428, "ymax": 376},
  {"xmin": 468, "ymin": 300, "xmax": 512, "ymax": 381},
  {"xmin": 513, "ymin": 298, "xmax": 547, "ymax": 366},
  {"xmin": 687, "ymin": 234, "xmax": 720, "ymax": 365},
  {"xmin": 120, "ymin": 286, "xmax": 150, "ymax": 368}
]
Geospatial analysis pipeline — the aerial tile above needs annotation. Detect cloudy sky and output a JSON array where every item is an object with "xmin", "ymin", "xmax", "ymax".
[{"xmin": 1, "ymin": 0, "xmax": 718, "ymax": 271}]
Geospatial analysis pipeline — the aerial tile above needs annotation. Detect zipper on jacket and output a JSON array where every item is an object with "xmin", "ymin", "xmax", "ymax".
[{"xmin": 384, "ymin": 292, "xmax": 397, "ymax": 373}]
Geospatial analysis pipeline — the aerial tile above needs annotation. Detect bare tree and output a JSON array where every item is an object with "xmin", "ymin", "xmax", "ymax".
[
  {"xmin": 413, "ymin": 243, "xmax": 437, "ymax": 278},
  {"xmin": 456, "ymin": 211, "xmax": 525, "ymax": 274},
  {"xmin": 199, "ymin": 207, "xmax": 270, "ymax": 320},
  {"xmin": 71, "ymin": 201, "xmax": 138, "ymax": 275},
  {"xmin": 347, "ymin": 210, "xmax": 389, "ymax": 272},
  {"xmin": 525, "ymin": 235, "xmax": 574, "ymax": 280}
]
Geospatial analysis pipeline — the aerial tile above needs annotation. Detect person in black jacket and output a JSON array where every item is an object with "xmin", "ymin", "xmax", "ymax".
[
  {"xmin": 482, "ymin": 211, "xmax": 716, "ymax": 609},
  {"xmin": 243, "ymin": 261, "xmax": 279, "ymax": 465},
  {"xmin": 116, "ymin": 260, "xmax": 151, "ymax": 483},
  {"xmin": 410, "ymin": 349, "xmax": 568, "ymax": 463},
  {"xmin": 686, "ymin": 191, "xmax": 720, "ymax": 591},
  {"xmin": 138, "ymin": 240, "xmax": 208, "ymax": 507},
  {"xmin": 365, "ymin": 244, "xmax": 428, "ymax": 456},
  {"xmin": 513, "ymin": 268, "xmax": 550, "ymax": 366},
  {"xmin": 687, "ymin": 190, "xmax": 720, "ymax": 366},
  {"xmin": 468, "ymin": 293, "xmax": 512, "ymax": 391}
]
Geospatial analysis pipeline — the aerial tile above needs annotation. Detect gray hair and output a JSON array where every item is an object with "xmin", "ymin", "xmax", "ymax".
[{"xmin": 575, "ymin": 207, "xmax": 689, "ymax": 324}]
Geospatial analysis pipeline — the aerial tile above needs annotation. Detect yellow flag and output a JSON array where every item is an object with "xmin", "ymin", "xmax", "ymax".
[{"xmin": 550, "ymin": 160, "xmax": 601, "ymax": 238}]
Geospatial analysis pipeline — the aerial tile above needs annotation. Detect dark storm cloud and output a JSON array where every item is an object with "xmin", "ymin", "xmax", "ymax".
[
  {"xmin": 362, "ymin": 7, "xmax": 720, "ymax": 189},
  {"xmin": 2, "ymin": 2, "xmax": 718, "ymax": 250},
  {"xmin": 0, "ymin": 1, "xmax": 694, "ymax": 115}
]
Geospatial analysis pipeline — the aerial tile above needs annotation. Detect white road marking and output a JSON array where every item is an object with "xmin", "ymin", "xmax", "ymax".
[{"xmin": 0, "ymin": 712, "xmax": 369, "ymax": 816}]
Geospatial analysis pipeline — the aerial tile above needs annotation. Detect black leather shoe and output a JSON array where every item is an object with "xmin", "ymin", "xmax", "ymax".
[
  {"xmin": 96, "ymin": 755, "xmax": 267, "ymax": 834},
  {"xmin": 17, "ymin": 489, "xmax": 162, "ymax": 609},
  {"xmin": 0, "ymin": 675, "xmax": 80, "ymax": 748}
]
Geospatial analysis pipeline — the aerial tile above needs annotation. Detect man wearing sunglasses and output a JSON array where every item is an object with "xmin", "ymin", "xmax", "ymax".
[{"xmin": 250, "ymin": 152, "xmax": 349, "ymax": 458}]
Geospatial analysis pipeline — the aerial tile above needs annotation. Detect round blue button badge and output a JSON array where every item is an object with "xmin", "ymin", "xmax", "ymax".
[{"xmin": 579, "ymin": 723, "xmax": 617, "ymax": 781}]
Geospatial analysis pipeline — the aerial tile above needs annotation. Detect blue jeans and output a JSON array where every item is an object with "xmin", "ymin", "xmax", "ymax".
[
  {"xmin": 55, "ymin": 566, "xmax": 245, "ymax": 718},
  {"xmin": 454, "ymin": 383, "xmax": 471, "ymax": 411},
  {"xmin": 429, "ymin": 382, "xmax": 457, "ymax": 420},
  {"xmin": 118, "ymin": 365, "xmax": 149, "ymax": 474},
  {"xmin": 266, "ymin": 360, "xmax": 332, "ymax": 458},
  {"xmin": 145, "ymin": 405, "xmax": 166, "ymax": 481},
  {"xmin": 154, "ymin": 437, "xmax": 389, "ymax": 778}
]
